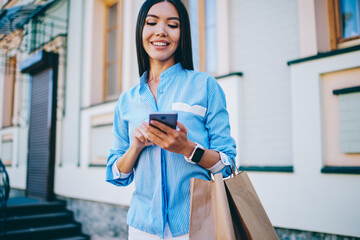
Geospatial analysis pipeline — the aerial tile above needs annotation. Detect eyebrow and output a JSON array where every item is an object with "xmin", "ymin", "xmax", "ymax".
[{"xmin": 146, "ymin": 14, "xmax": 180, "ymax": 21}]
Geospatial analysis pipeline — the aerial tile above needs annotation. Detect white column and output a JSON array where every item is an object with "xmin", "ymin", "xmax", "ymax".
[
  {"xmin": 216, "ymin": 0, "xmax": 230, "ymax": 75},
  {"xmin": 0, "ymin": 50, "xmax": 5, "ymax": 128},
  {"xmin": 81, "ymin": 0, "xmax": 94, "ymax": 107},
  {"xmin": 297, "ymin": 0, "xmax": 318, "ymax": 57},
  {"xmin": 122, "ymin": 0, "xmax": 135, "ymax": 91}
]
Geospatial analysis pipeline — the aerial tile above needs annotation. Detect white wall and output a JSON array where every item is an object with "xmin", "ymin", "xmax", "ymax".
[
  {"xmin": 60, "ymin": 0, "xmax": 83, "ymax": 166},
  {"xmin": 286, "ymin": 50, "xmax": 360, "ymax": 237},
  {"xmin": 55, "ymin": 101, "xmax": 135, "ymax": 205},
  {"xmin": 218, "ymin": 75, "xmax": 244, "ymax": 166},
  {"xmin": 228, "ymin": 0, "xmax": 360, "ymax": 237},
  {"xmin": 229, "ymin": 0, "xmax": 299, "ymax": 166},
  {"xmin": 243, "ymin": 52, "xmax": 360, "ymax": 237},
  {"xmin": 54, "ymin": 0, "xmax": 143, "ymax": 205}
]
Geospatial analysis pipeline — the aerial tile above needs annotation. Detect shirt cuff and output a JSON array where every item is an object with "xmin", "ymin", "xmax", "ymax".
[
  {"xmin": 206, "ymin": 151, "xmax": 230, "ymax": 173},
  {"xmin": 112, "ymin": 159, "xmax": 132, "ymax": 179}
]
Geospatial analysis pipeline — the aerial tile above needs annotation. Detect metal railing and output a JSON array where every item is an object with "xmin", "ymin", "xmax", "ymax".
[{"xmin": 0, "ymin": 158, "xmax": 10, "ymax": 237}]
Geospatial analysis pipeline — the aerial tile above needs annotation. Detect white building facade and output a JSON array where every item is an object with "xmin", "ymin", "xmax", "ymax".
[{"xmin": 1, "ymin": 0, "xmax": 359, "ymax": 239}]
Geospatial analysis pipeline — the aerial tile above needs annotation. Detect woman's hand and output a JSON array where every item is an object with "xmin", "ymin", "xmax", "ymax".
[
  {"xmin": 142, "ymin": 120, "xmax": 195, "ymax": 157},
  {"xmin": 133, "ymin": 124, "xmax": 154, "ymax": 150},
  {"xmin": 115, "ymin": 124, "xmax": 154, "ymax": 174}
]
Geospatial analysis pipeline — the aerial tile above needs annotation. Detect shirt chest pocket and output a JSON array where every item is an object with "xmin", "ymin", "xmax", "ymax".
[
  {"xmin": 172, "ymin": 102, "xmax": 207, "ymax": 117},
  {"xmin": 172, "ymin": 102, "xmax": 207, "ymax": 141}
]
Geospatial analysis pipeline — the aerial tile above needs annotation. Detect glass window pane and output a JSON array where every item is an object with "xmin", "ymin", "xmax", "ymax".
[
  {"xmin": 106, "ymin": 63, "xmax": 118, "ymax": 98},
  {"xmin": 338, "ymin": 92, "xmax": 360, "ymax": 153},
  {"xmin": 340, "ymin": 0, "xmax": 360, "ymax": 38},
  {"xmin": 107, "ymin": 29, "xmax": 118, "ymax": 63},
  {"xmin": 205, "ymin": 0, "xmax": 217, "ymax": 73},
  {"xmin": 108, "ymin": 3, "xmax": 118, "ymax": 28},
  {"xmin": 2, "ymin": 140, "xmax": 13, "ymax": 163},
  {"xmin": 91, "ymin": 125, "xmax": 113, "ymax": 164}
]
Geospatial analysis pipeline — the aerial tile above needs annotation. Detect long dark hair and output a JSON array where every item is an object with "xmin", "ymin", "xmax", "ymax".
[{"xmin": 136, "ymin": 0, "xmax": 194, "ymax": 76}]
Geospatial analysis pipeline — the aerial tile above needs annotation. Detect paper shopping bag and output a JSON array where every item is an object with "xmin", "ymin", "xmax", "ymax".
[
  {"xmin": 224, "ymin": 171, "xmax": 279, "ymax": 240},
  {"xmin": 189, "ymin": 174, "xmax": 236, "ymax": 240}
]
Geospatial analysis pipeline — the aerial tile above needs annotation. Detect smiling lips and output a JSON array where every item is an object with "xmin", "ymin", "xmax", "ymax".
[{"xmin": 151, "ymin": 40, "xmax": 170, "ymax": 48}]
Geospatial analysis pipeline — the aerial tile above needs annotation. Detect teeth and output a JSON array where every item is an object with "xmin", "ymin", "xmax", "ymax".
[{"xmin": 153, "ymin": 42, "xmax": 167, "ymax": 46}]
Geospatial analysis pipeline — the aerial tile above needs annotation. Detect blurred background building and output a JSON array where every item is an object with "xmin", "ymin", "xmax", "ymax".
[{"xmin": 0, "ymin": 0, "xmax": 359, "ymax": 239}]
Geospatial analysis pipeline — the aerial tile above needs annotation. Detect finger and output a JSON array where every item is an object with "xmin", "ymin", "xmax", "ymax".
[
  {"xmin": 143, "ymin": 121, "xmax": 168, "ymax": 138},
  {"xmin": 177, "ymin": 121, "xmax": 187, "ymax": 134},
  {"xmin": 134, "ymin": 128, "xmax": 147, "ymax": 142},
  {"xmin": 142, "ymin": 122, "xmax": 169, "ymax": 146},
  {"xmin": 138, "ymin": 124, "xmax": 150, "ymax": 138},
  {"xmin": 149, "ymin": 120, "xmax": 174, "ymax": 135},
  {"xmin": 144, "ymin": 140, "xmax": 154, "ymax": 146},
  {"xmin": 146, "ymin": 130, "xmax": 168, "ymax": 148}
]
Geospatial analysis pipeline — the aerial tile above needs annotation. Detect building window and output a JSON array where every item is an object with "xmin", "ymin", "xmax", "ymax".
[
  {"xmin": 340, "ymin": 0, "xmax": 360, "ymax": 39},
  {"xmin": 329, "ymin": 0, "xmax": 360, "ymax": 49},
  {"xmin": 321, "ymin": 67, "xmax": 360, "ymax": 168},
  {"xmin": 2, "ymin": 56, "xmax": 16, "ymax": 128},
  {"xmin": 104, "ymin": 0, "xmax": 123, "ymax": 101},
  {"xmin": 1, "ymin": 134, "xmax": 13, "ymax": 166},
  {"xmin": 90, "ymin": 113, "xmax": 113, "ymax": 166},
  {"xmin": 185, "ymin": 0, "xmax": 217, "ymax": 73}
]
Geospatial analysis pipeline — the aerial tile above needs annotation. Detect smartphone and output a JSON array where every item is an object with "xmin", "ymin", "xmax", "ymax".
[{"xmin": 149, "ymin": 113, "xmax": 178, "ymax": 130}]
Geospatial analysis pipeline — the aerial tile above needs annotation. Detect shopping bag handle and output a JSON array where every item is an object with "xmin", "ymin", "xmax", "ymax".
[
  {"xmin": 229, "ymin": 157, "xmax": 239, "ymax": 176},
  {"xmin": 210, "ymin": 157, "xmax": 239, "ymax": 181}
]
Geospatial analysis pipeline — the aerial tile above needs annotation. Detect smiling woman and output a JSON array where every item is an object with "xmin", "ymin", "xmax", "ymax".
[
  {"xmin": 135, "ymin": 0, "xmax": 193, "ymax": 77},
  {"xmin": 142, "ymin": 1, "xmax": 180, "ymax": 83},
  {"xmin": 106, "ymin": 0, "xmax": 237, "ymax": 239}
]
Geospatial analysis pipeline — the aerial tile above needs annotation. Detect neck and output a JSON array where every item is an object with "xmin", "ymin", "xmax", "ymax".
[{"xmin": 148, "ymin": 59, "xmax": 176, "ymax": 83}]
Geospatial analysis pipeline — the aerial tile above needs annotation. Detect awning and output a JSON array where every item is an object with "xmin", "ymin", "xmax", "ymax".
[{"xmin": 0, "ymin": 0, "xmax": 57, "ymax": 36}]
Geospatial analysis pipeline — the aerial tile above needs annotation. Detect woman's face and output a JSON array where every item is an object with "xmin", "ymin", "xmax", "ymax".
[{"xmin": 142, "ymin": 1, "xmax": 180, "ymax": 66}]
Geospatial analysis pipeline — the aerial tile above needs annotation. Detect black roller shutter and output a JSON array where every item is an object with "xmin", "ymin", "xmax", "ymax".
[{"xmin": 21, "ymin": 50, "xmax": 58, "ymax": 200}]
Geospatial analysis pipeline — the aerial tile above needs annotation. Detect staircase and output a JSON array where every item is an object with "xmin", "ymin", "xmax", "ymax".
[{"xmin": 0, "ymin": 198, "xmax": 90, "ymax": 240}]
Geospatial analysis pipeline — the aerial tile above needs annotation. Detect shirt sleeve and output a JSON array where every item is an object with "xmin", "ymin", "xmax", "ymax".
[
  {"xmin": 106, "ymin": 96, "xmax": 134, "ymax": 186},
  {"xmin": 112, "ymin": 159, "xmax": 133, "ymax": 179},
  {"xmin": 205, "ymin": 77, "xmax": 237, "ymax": 177}
]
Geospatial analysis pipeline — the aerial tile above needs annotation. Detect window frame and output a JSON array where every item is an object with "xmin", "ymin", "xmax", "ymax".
[
  {"xmin": 1, "ymin": 133, "xmax": 13, "ymax": 166},
  {"xmin": 321, "ymin": 68, "xmax": 360, "ymax": 170},
  {"xmin": 184, "ymin": 0, "xmax": 230, "ymax": 76},
  {"xmin": 328, "ymin": 0, "xmax": 360, "ymax": 49},
  {"xmin": 2, "ymin": 56, "xmax": 16, "ymax": 128},
  {"xmin": 103, "ymin": 0, "xmax": 123, "ymax": 101},
  {"xmin": 197, "ymin": 0, "xmax": 218, "ymax": 73}
]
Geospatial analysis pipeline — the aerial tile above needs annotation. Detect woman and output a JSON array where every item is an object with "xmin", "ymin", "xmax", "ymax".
[{"xmin": 106, "ymin": 0, "xmax": 236, "ymax": 239}]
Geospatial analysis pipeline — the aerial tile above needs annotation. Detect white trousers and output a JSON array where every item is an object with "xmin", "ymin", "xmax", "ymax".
[{"xmin": 128, "ymin": 223, "xmax": 189, "ymax": 240}]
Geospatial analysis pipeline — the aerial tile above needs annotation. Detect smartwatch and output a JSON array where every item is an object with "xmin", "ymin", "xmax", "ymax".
[{"xmin": 184, "ymin": 143, "xmax": 205, "ymax": 164}]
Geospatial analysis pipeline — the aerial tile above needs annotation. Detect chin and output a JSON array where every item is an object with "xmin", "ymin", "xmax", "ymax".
[{"xmin": 150, "ymin": 55, "xmax": 174, "ymax": 62}]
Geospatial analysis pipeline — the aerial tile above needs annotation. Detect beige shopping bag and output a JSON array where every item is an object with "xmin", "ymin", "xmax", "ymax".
[
  {"xmin": 189, "ymin": 171, "xmax": 279, "ymax": 240},
  {"xmin": 189, "ymin": 173, "xmax": 235, "ymax": 240},
  {"xmin": 224, "ymin": 171, "xmax": 279, "ymax": 240}
]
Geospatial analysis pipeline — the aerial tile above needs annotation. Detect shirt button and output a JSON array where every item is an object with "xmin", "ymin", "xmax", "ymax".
[{"xmin": 159, "ymin": 90, "xmax": 164, "ymax": 94}]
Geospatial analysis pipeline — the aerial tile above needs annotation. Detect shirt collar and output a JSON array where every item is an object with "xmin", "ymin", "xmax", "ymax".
[
  {"xmin": 139, "ymin": 62, "xmax": 184, "ymax": 85},
  {"xmin": 159, "ymin": 62, "xmax": 183, "ymax": 79}
]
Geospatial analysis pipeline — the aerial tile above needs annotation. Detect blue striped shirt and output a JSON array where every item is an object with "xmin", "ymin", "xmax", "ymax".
[{"xmin": 106, "ymin": 63, "xmax": 236, "ymax": 238}]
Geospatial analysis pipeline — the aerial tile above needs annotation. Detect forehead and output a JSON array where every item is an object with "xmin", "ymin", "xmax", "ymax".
[{"xmin": 147, "ymin": 1, "xmax": 179, "ymax": 18}]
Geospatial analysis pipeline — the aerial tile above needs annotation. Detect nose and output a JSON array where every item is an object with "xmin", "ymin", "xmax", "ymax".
[
  {"xmin": 156, "ymin": 32, "xmax": 166, "ymax": 37},
  {"xmin": 155, "ymin": 23, "xmax": 167, "ymax": 37}
]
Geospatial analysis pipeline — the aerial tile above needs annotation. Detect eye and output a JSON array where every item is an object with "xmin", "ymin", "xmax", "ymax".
[
  {"xmin": 168, "ymin": 24, "xmax": 178, "ymax": 29},
  {"xmin": 146, "ymin": 22, "xmax": 156, "ymax": 26}
]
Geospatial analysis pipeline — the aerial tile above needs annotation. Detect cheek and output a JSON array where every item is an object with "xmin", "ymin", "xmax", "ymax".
[
  {"xmin": 142, "ymin": 27, "xmax": 151, "ymax": 42},
  {"xmin": 173, "ymin": 30, "xmax": 180, "ymax": 46}
]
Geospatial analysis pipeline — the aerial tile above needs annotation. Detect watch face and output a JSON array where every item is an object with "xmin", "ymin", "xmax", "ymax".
[{"xmin": 192, "ymin": 147, "xmax": 205, "ymax": 163}]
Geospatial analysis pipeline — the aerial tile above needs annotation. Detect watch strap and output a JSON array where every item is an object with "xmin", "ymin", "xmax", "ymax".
[
  {"xmin": 192, "ymin": 145, "xmax": 205, "ymax": 163},
  {"xmin": 184, "ymin": 143, "xmax": 204, "ymax": 164}
]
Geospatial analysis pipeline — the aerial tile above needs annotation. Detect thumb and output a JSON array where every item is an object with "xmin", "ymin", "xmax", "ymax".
[{"xmin": 177, "ymin": 121, "xmax": 187, "ymax": 134}]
